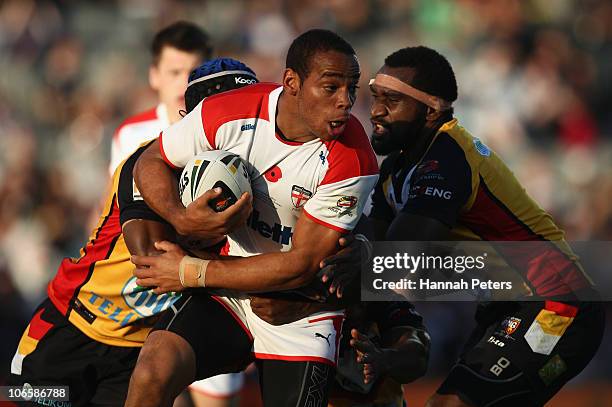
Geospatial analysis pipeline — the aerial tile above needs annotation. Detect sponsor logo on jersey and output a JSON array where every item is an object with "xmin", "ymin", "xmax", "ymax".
[
  {"xmin": 248, "ymin": 208, "xmax": 293, "ymax": 245},
  {"xmin": 473, "ymin": 138, "xmax": 491, "ymax": 157},
  {"xmin": 319, "ymin": 151, "xmax": 327, "ymax": 164},
  {"xmin": 291, "ymin": 185, "xmax": 312, "ymax": 208},
  {"xmin": 411, "ymin": 185, "xmax": 452, "ymax": 200},
  {"xmin": 315, "ymin": 332, "xmax": 332, "ymax": 347},
  {"xmin": 235, "ymin": 76, "xmax": 257, "ymax": 85},
  {"xmin": 415, "ymin": 160, "xmax": 439, "ymax": 176},
  {"xmin": 337, "ymin": 196, "xmax": 357, "ymax": 208},
  {"xmin": 121, "ymin": 277, "xmax": 180, "ymax": 319},
  {"xmin": 240, "ymin": 123, "xmax": 256, "ymax": 132},
  {"xmin": 487, "ymin": 335, "xmax": 505, "ymax": 347},
  {"xmin": 329, "ymin": 196, "xmax": 358, "ymax": 218}
]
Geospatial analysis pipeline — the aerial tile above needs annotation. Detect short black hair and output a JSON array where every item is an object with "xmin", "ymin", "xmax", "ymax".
[
  {"xmin": 286, "ymin": 29, "xmax": 356, "ymax": 80},
  {"xmin": 385, "ymin": 46, "xmax": 458, "ymax": 104},
  {"xmin": 151, "ymin": 21, "xmax": 213, "ymax": 65}
]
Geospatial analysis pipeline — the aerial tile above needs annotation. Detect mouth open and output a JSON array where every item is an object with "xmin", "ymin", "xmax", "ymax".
[
  {"xmin": 328, "ymin": 119, "xmax": 348, "ymax": 137},
  {"xmin": 371, "ymin": 121, "xmax": 390, "ymax": 138}
]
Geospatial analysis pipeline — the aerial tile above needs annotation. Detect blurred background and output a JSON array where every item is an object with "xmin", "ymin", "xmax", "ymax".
[{"xmin": 0, "ymin": 0, "xmax": 610, "ymax": 405}]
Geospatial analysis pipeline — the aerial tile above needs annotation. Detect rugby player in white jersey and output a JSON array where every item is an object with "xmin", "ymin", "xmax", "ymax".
[
  {"xmin": 124, "ymin": 29, "xmax": 379, "ymax": 407},
  {"xmin": 109, "ymin": 21, "xmax": 212, "ymax": 173}
]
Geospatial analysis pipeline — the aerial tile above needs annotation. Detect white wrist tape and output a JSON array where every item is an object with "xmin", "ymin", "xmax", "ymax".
[{"xmin": 178, "ymin": 256, "xmax": 210, "ymax": 288}]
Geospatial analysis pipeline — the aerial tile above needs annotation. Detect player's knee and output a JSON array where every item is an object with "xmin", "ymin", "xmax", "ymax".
[
  {"xmin": 426, "ymin": 393, "xmax": 474, "ymax": 407},
  {"xmin": 131, "ymin": 331, "xmax": 196, "ymax": 393},
  {"xmin": 130, "ymin": 361, "xmax": 168, "ymax": 391}
]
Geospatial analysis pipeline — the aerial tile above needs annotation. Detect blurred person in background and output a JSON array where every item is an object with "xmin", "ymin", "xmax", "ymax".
[
  {"xmin": 8, "ymin": 58, "xmax": 255, "ymax": 407},
  {"xmin": 108, "ymin": 20, "xmax": 212, "ymax": 173}
]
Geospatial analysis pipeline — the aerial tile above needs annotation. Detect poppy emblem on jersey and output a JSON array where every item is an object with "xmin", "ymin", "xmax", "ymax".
[
  {"xmin": 264, "ymin": 166, "xmax": 282, "ymax": 182},
  {"xmin": 503, "ymin": 317, "xmax": 522, "ymax": 336},
  {"xmin": 291, "ymin": 185, "xmax": 312, "ymax": 208},
  {"xmin": 337, "ymin": 196, "xmax": 358, "ymax": 208}
]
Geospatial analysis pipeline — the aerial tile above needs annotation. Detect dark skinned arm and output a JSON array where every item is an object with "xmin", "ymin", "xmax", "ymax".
[
  {"xmin": 351, "ymin": 325, "xmax": 430, "ymax": 384},
  {"xmin": 122, "ymin": 219, "xmax": 176, "ymax": 256},
  {"xmin": 132, "ymin": 212, "xmax": 344, "ymax": 293}
]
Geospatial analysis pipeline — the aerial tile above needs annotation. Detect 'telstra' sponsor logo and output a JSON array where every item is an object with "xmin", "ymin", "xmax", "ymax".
[
  {"xmin": 248, "ymin": 208, "xmax": 293, "ymax": 245},
  {"xmin": 121, "ymin": 278, "xmax": 181, "ymax": 319},
  {"xmin": 240, "ymin": 123, "xmax": 256, "ymax": 132},
  {"xmin": 235, "ymin": 76, "xmax": 257, "ymax": 85}
]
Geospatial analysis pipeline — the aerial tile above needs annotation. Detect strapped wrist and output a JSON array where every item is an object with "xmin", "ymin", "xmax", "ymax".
[{"xmin": 178, "ymin": 256, "xmax": 210, "ymax": 288}]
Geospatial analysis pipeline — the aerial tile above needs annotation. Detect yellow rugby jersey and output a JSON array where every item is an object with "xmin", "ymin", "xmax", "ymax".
[
  {"xmin": 370, "ymin": 119, "xmax": 593, "ymax": 297},
  {"xmin": 47, "ymin": 141, "xmax": 180, "ymax": 347}
]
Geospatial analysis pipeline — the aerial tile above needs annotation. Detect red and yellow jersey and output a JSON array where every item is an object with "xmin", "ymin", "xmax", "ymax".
[
  {"xmin": 47, "ymin": 141, "xmax": 179, "ymax": 347},
  {"xmin": 370, "ymin": 119, "xmax": 593, "ymax": 297}
]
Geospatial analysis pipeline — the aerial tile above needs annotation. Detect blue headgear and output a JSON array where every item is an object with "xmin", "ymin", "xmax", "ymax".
[
  {"xmin": 184, "ymin": 57, "xmax": 258, "ymax": 113},
  {"xmin": 188, "ymin": 57, "xmax": 257, "ymax": 85}
]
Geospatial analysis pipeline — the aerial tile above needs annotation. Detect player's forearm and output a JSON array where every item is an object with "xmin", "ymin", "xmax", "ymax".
[
  {"xmin": 123, "ymin": 219, "xmax": 176, "ymax": 256},
  {"xmin": 205, "ymin": 251, "xmax": 319, "ymax": 292},
  {"xmin": 133, "ymin": 142, "xmax": 186, "ymax": 232}
]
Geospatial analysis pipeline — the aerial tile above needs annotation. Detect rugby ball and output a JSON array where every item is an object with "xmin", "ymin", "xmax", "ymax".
[{"xmin": 179, "ymin": 150, "xmax": 251, "ymax": 212}]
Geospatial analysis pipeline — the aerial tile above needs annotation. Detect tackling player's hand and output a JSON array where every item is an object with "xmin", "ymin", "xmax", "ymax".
[
  {"xmin": 132, "ymin": 241, "xmax": 191, "ymax": 294},
  {"xmin": 350, "ymin": 328, "xmax": 388, "ymax": 384},
  {"xmin": 319, "ymin": 234, "xmax": 362, "ymax": 298},
  {"xmin": 249, "ymin": 296, "xmax": 317, "ymax": 325},
  {"xmin": 176, "ymin": 188, "xmax": 252, "ymax": 239}
]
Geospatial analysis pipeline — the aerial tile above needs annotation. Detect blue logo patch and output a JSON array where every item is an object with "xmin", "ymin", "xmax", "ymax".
[
  {"xmin": 121, "ymin": 277, "xmax": 180, "ymax": 318},
  {"xmin": 473, "ymin": 138, "xmax": 491, "ymax": 157},
  {"xmin": 241, "ymin": 123, "xmax": 256, "ymax": 132}
]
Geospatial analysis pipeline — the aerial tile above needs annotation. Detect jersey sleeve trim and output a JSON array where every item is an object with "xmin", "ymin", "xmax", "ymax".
[
  {"xmin": 321, "ymin": 116, "xmax": 379, "ymax": 186},
  {"xmin": 303, "ymin": 209, "xmax": 349, "ymax": 234},
  {"xmin": 158, "ymin": 132, "xmax": 179, "ymax": 170}
]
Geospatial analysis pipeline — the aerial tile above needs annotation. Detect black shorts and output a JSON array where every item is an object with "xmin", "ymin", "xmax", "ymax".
[
  {"xmin": 153, "ymin": 291, "xmax": 336, "ymax": 407},
  {"xmin": 437, "ymin": 300, "xmax": 605, "ymax": 407},
  {"xmin": 151, "ymin": 291, "xmax": 253, "ymax": 379},
  {"xmin": 8, "ymin": 298, "xmax": 141, "ymax": 407}
]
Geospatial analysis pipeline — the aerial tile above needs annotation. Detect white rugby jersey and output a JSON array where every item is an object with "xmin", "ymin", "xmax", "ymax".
[
  {"xmin": 159, "ymin": 83, "xmax": 379, "ymax": 256},
  {"xmin": 109, "ymin": 103, "xmax": 170, "ymax": 173}
]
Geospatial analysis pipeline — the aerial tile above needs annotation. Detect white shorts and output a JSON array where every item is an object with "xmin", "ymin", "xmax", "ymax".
[
  {"xmin": 212, "ymin": 294, "xmax": 344, "ymax": 366},
  {"xmin": 190, "ymin": 372, "xmax": 244, "ymax": 398}
]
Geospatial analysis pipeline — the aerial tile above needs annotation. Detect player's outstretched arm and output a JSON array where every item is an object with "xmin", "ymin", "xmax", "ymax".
[
  {"xmin": 132, "ymin": 213, "xmax": 343, "ymax": 293},
  {"xmin": 133, "ymin": 139, "xmax": 252, "ymax": 239}
]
